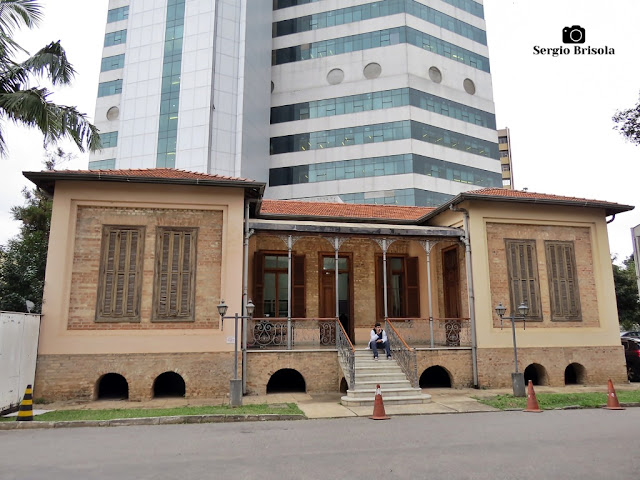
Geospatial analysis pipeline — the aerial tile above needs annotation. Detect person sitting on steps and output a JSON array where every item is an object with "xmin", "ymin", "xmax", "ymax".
[{"xmin": 369, "ymin": 322, "xmax": 392, "ymax": 361}]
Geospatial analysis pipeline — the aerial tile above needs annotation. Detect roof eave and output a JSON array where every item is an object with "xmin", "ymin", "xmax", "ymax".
[
  {"xmin": 22, "ymin": 171, "xmax": 266, "ymax": 198},
  {"xmin": 419, "ymin": 192, "xmax": 634, "ymax": 222}
]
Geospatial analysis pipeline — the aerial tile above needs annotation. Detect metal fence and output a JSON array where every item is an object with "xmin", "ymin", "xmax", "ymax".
[{"xmin": 246, "ymin": 317, "xmax": 337, "ymax": 349}]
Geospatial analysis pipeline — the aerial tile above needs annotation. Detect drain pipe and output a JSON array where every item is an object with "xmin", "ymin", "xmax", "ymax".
[
  {"xmin": 242, "ymin": 199, "xmax": 255, "ymax": 395},
  {"xmin": 450, "ymin": 204, "xmax": 478, "ymax": 388}
]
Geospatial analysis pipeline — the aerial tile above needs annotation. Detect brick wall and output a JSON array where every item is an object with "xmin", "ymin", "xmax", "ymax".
[
  {"xmin": 416, "ymin": 349, "xmax": 474, "ymax": 388},
  {"xmin": 486, "ymin": 223, "xmax": 598, "ymax": 328},
  {"xmin": 251, "ymin": 235, "xmax": 422, "ymax": 334},
  {"xmin": 35, "ymin": 352, "xmax": 235, "ymax": 401},
  {"xmin": 245, "ymin": 351, "xmax": 340, "ymax": 394},
  {"xmin": 477, "ymin": 346, "xmax": 627, "ymax": 387},
  {"xmin": 68, "ymin": 206, "xmax": 223, "ymax": 330}
]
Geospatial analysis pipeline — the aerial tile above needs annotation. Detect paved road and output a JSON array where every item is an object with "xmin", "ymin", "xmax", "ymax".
[{"xmin": 1, "ymin": 409, "xmax": 638, "ymax": 480}]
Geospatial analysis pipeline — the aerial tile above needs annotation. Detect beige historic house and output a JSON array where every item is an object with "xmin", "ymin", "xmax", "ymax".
[{"xmin": 25, "ymin": 169, "xmax": 633, "ymax": 403}]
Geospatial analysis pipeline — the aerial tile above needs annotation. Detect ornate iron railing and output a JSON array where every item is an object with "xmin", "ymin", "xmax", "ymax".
[
  {"xmin": 336, "ymin": 320, "xmax": 355, "ymax": 389},
  {"xmin": 247, "ymin": 317, "xmax": 337, "ymax": 349},
  {"xmin": 388, "ymin": 317, "xmax": 471, "ymax": 348},
  {"xmin": 385, "ymin": 319, "xmax": 418, "ymax": 388}
]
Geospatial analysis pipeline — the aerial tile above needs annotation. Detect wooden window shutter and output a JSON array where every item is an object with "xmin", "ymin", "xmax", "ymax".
[
  {"xmin": 545, "ymin": 241, "xmax": 581, "ymax": 321},
  {"xmin": 97, "ymin": 226, "xmax": 144, "ymax": 321},
  {"xmin": 292, "ymin": 254, "xmax": 306, "ymax": 318},
  {"xmin": 153, "ymin": 228, "xmax": 197, "ymax": 321},
  {"xmin": 406, "ymin": 256, "xmax": 420, "ymax": 317},
  {"xmin": 253, "ymin": 251, "xmax": 265, "ymax": 317},
  {"xmin": 505, "ymin": 239, "xmax": 542, "ymax": 320}
]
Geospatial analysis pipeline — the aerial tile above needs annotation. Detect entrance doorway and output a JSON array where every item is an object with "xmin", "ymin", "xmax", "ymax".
[{"xmin": 319, "ymin": 254, "xmax": 353, "ymax": 341}]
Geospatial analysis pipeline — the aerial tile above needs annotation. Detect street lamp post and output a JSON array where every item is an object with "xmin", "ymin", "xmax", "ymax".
[
  {"xmin": 217, "ymin": 299, "xmax": 255, "ymax": 407},
  {"xmin": 495, "ymin": 302, "xmax": 529, "ymax": 397}
]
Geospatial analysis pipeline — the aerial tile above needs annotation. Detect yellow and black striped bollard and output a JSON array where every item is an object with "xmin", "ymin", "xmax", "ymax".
[{"xmin": 16, "ymin": 385, "xmax": 34, "ymax": 422}]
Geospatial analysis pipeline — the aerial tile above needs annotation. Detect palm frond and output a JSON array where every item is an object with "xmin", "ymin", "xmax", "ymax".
[
  {"xmin": 17, "ymin": 41, "xmax": 76, "ymax": 85},
  {"xmin": 0, "ymin": 0, "xmax": 42, "ymax": 34},
  {"xmin": 0, "ymin": 88, "xmax": 101, "ymax": 155}
]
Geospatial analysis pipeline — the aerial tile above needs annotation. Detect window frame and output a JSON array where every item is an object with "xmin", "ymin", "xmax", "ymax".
[
  {"xmin": 544, "ymin": 240, "xmax": 582, "ymax": 321},
  {"xmin": 152, "ymin": 227, "xmax": 198, "ymax": 322},
  {"xmin": 95, "ymin": 225, "xmax": 145, "ymax": 323},
  {"xmin": 504, "ymin": 239, "xmax": 543, "ymax": 321}
]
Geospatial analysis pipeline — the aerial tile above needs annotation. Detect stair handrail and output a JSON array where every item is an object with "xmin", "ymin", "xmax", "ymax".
[
  {"xmin": 385, "ymin": 319, "xmax": 419, "ymax": 388},
  {"xmin": 336, "ymin": 319, "xmax": 356, "ymax": 389}
]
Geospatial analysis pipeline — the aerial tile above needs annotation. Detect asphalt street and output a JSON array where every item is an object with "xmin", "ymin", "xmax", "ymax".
[{"xmin": 1, "ymin": 409, "xmax": 638, "ymax": 480}]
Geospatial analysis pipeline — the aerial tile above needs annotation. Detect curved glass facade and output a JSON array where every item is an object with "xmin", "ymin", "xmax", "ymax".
[
  {"xmin": 269, "ymin": 153, "xmax": 501, "ymax": 188},
  {"xmin": 274, "ymin": 0, "xmax": 487, "ymax": 46},
  {"xmin": 271, "ymin": 87, "xmax": 496, "ymax": 129},
  {"xmin": 270, "ymin": 120, "xmax": 499, "ymax": 159},
  {"xmin": 273, "ymin": 26, "xmax": 490, "ymax": 72},
  {"xmin": 339, "ymin": 189, "xmax": 453, "ymax": 207}
]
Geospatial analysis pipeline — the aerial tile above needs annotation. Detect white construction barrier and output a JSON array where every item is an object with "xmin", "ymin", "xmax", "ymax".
[{"xmin": 0, "ymin": 312, "xmax": 40, "ymax": 414}]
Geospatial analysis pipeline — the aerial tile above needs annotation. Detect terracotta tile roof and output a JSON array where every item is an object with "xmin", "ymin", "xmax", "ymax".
[
  {"xmin": 57, "ymin": 168, "xmax": 257, "ymax": 183},
  {"xmin": 23, "ymin": 168, "xmax": 264, "ymax": 197},
  {"xmin": 260, "ymin": 199, "xmax": 434, "ymax": 222},
  {"xmin": 464, "ymin": 188, "xmax": 628, "ymax": 206},
  {"xmin": 425, "ymin": 187, "xmax": 634, "ymax": 218}
]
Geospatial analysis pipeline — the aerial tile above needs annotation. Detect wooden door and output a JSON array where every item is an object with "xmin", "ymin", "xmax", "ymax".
[{"xmin": 443, "ymin": 247, "xmax": 461, "ymax": 318}]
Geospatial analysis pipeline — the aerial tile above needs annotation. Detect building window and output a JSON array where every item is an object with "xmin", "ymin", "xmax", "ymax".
[
  {"xmin": 96, "ymin": 226, "xmax": 145, "ymax": 322},
  {"xmin": 107, "ymin": 6, "xmax": 129, "ymax": 23},
  {"xmin": 545, "ymin": 241, "xmax": 582, "ymax": 321},
  {"xmin": 104, "ymin": 29, "xmax": 127, "ymax": 47},
  {"xmin": 253, "ymin": 252, "xmax": 305, "ymax": 318},
  {"xmin": 505, "ymin": 239, "xmax": 542, "ymax": 320},
  {"xmin": 88, "ymin": 159, "xmax": 116, "ymax": 170},
  {"xmin": 498, "ymin": 136, "xmax": 508, "ymax": 144},
  {"xmin": 97, "ymin": 79, "xmax": 123, "ymax": 97},
  {"xmin": 101, "ymin": 54, "xmax": 125, "ymax": 72},
  {"xmin": 501, "ymin": 164, "xmax": 510, "ymax": 171},
  {"xmin": 376, "ymin": 256, "xmax": 420, "ymax": 319},
  {"xmin": 99, "ymin": 131, "xmax": 118, "ymax": 148},
  {"xmin": 272, "ymin": 26, "xmax": 490, "ymax": 73},
  {"xmin": 153, "ymin": 228, "xmax": 197, "ymax": 321}
]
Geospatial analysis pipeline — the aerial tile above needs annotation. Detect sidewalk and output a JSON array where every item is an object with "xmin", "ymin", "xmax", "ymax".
[{"xmin": 13, "ymin": 382, "xmax": 640, "ymax": 421}]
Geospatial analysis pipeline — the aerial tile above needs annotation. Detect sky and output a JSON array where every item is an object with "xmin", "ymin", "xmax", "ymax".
[{"xmin": 0, "ymin": 0, "xmax": 639, "ymax": 262}]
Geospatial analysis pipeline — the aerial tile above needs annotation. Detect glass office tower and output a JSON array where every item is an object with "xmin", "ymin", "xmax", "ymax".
[{"xmin": 90, "ymin": 0, "xmax": 501, "ymax": 206}]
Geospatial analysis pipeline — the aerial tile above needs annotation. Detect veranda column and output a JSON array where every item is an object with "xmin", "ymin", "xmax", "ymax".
[
  {"xmin": 287, "ymin": 235, "xmax": 292, "ymax": 350},
  {"xmin": 420, "ymin": 240, "xmax": 439, "ymax": 348},
  {"xmin": 334, "ymin": 238, "xmax": 340, "ymax": 319}
]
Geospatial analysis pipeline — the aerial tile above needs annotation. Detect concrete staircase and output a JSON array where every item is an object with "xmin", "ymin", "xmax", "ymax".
[{"xmin": 340, "ymin": 349, "xmax": 431, "ymax": 407}]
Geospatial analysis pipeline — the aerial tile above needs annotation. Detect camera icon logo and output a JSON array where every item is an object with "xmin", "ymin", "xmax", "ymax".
[{"xmin": 563, "ymin": 25, "xmax": 586, "ymax": 44}]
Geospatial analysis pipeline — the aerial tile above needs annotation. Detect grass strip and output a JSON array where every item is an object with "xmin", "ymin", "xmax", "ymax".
[
  {"xmin": 474, "ymin": 390, "xmax": 640, "ymax": 410},
  {"xmin": 1, "ymin": 403, "xmax": 303, "ymax": 422}
]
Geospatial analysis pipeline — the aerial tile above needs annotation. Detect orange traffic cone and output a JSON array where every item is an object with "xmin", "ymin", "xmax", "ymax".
[
  {"xmin": 523, "ymin": 380, "xmax": 542, "ymax": 413},
  {"xmin": 16, "ymin": 385, "xmax": 34, "ymax": 421},
  {"xmin": 604, "ymin": 379, "xmax": 625, "ymax": 410},
  {"xmin": 370, "ymin": 384, "xmax": 390, "ymax": 420}
]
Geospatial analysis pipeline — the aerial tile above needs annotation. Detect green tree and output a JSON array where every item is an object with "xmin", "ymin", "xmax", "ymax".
[
  {"xmin": 613, "ymin": 255, "xmax": 640, "ymax": 331},
  {"xmin": 613, "ymin": 91, "xmax": 640, "ymax": 146},
  {"xmin": 0, "ymin": 0, "xmax": 100, "ymax": 156},
  {"xmin": 0, "ymin": 147, "xmax": 66, "ymax": 312}
]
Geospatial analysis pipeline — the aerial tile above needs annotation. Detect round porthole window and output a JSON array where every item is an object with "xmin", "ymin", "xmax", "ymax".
[
  {"xmin": 463, "ymin": 78, "xmax": 476, "ymax": 95},
  {"xmin": 428, "ymin": 66, "xmax": 442, "ymax": 83},
  {"xmin": 106, "ymin": 106, "xmax": 120, "ymax": 121},
  {"xmin": 327, "ymin": 68, "xmax": 345, "ymax": 85},
  {"xmin": 363, "ymin": 62, "xmax": 382, "ymax": 79}
]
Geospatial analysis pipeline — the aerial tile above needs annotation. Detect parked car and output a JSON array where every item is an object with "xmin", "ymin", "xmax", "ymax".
[
  {"xmin": 621, "ymin": 337, "xmax": 640, "ymax": 381},
  {"xmin": 621, "ymin": 331, "xmax": 640, "ymax": 338}
]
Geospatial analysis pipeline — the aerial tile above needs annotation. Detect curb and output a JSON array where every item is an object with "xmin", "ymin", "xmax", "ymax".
[{"xmin": 0, "ymin": 414, "xmax": 305, "ymax": 430}]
